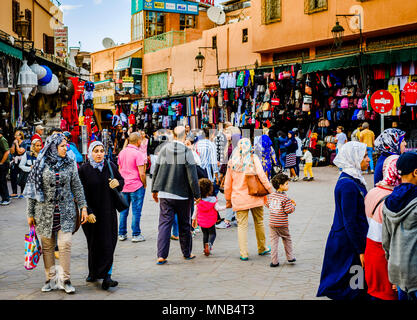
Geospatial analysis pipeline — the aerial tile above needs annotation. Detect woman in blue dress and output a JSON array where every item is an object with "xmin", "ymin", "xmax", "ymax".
[
  {"xmin": 317, "ymin": 141, "xmax": 370, "ymax": 300},
  {"xmin": 254, "ymin": 135, "xmax": 278, "ymax": 180}
]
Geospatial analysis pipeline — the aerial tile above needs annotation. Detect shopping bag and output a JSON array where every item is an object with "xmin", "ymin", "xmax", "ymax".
[{"xmin": 24, "ymin": 225, "xmax": 42, "ymax": 270}]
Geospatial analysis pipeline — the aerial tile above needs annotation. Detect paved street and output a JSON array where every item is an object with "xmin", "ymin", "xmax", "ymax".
[{"xmin": 0, "ymin": 166, "xmax": 373, "ymax": 300}]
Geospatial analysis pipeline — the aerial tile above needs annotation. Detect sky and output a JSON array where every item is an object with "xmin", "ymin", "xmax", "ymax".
[
  {"xmin": 59, "ymin": 0, "xmax": 221, "ymax": 53},
  {"xmin": 59, "ymin": 0, "xmax": 132, "ymax": 53}
]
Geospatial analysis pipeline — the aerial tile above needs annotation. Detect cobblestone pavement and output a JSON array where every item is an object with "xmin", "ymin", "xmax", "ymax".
[{"xmin": 0, "ymin": 166, "xmax": 374, "ymax": 300}]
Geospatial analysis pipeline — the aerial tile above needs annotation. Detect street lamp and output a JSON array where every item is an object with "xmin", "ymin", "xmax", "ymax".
[
  {"xmin": 331, "ymin": 20, "xmax": 345, "ymax": 48},
  {"xmin": 195, "ymin": 51, "xmax": 205, "ymax": 72},
  {"xmin": 15, "ymin": 11, "xmax": 33, "ymax": 52}
]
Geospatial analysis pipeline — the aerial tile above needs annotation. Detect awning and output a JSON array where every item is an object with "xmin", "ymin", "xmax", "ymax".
[
  {"xmin": 117, "ymin": 47, "xmax": 142, "ymax": 60},
  {"xmin": 114, "ymin": 57, "xmax": 132, "ymax": 72},
  {"xmin": 0, "ymin": 41, "xmax": 23, "ymax": 60},
  {"xmin": 362, "ymin": 47, "xmax": 417, "ymax": 66},
  {"xmin": 302, "ymin": 54, "xmax": 359, "ymax": 74}
]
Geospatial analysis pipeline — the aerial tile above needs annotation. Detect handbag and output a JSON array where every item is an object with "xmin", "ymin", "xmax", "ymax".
[
  {"xmin": 73, "ymin": 201, "xmax": 81, "ymax": 234},
  {"xmin": 24, "ymin": 225, "xmax": 42, "ymax": 270},
  {"xmin": 245, "ymin": 154, "xmax": 269, "ymax": 197},
  {"xmin": 262, "ymin": 102, "xmax": 270, "ymax": 111},
  {"xmin": 107, "ymin": 159, "xmax": 129, "ymax": 212}
]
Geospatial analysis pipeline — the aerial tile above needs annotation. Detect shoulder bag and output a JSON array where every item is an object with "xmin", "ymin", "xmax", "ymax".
[
  {"xmin": 107, "ymin": 159, "xmax": 129, "ymax": 212},
  {"xmin": 245, "ymin": 154, "xmax": 269, "ymax": 197}
]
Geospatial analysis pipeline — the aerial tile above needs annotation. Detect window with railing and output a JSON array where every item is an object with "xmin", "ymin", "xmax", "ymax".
[
  {"xmin": 273, "ymin": 49, "xmax": 310, "ymax": 63},
  {"xmin": 43, "ymin": 34, "xmax": 54, "ymax": 54},
  {"xmin": 180, "ymin": 14, "xmax": 197, "ymax": 30},
  {"xmin": 262, "ymin": 0, "xmax": 281, "ymax": 25},
  {"xmin": 304, "ymin": 0, "xmax": 327, "ymax": 15},
  {"xmin": 145, "ymin": 11, "xmax": 166, "ymax": 38},
  {"xmin": 366, "ymin": 30, "xmax": 417, "ymax": 51},
  {"xmin": 144, "ymin": 31, "xmax": 186, "ymax": 54}
]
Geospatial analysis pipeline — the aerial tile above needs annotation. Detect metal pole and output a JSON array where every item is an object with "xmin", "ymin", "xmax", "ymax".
[{"xmin": 381, "ymin": 114, "xmax": 385, "ymax": 134}]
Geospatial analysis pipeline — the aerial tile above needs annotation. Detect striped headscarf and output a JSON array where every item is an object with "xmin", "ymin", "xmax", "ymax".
[{"xmin": 374, "ymin": 128, "xmax": 406, "ymax": 155}]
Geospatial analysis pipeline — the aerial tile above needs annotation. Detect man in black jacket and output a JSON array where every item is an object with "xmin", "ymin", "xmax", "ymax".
[{"xmin": 152, "ymin": 126, "xmax": 201, "ymax": 264}]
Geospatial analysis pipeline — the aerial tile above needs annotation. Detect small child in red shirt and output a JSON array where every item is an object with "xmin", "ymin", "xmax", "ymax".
[
  {"xmin": 267, "ymin": 173, "xmax": 296, "ymax": 267},
  {"xmin": 193, "ymin": 178, "xmax": 226, "ymax": 256}
]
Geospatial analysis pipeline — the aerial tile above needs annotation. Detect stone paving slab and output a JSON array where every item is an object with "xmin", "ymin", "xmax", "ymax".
[{"xmin": 0, "ymin": 166, "xmax": 374, "ymax": 300}]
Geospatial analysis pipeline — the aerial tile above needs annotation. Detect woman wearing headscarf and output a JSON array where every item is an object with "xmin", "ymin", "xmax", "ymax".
[
  {"xmin": 255, "ymin": 135, "xmax": 278, "ymax": 180},
  {"xmin": 364, "ymin": 155, "xmax": 400, "ymax": 300},
  {"xmin": 25, "ymin": 133, "xmax": 88, "ymax": 294},
  {"xmin": 374, "ymin": 129, "xmax": 406, "ymax": 186},
  {"xmin": 78, "ymin": 141, "xmax": 124, "ymax": 290},
  {"xmin": 317, "ymin": 141, "xmax": 370, "ymax": 300},
  {"xmin": 18, "ymin": 139, "xmax": 43, "ymax": 191},
  {"xmin": 224, "ymin": 138, "xmax": 274, "ymax": 260},
  {"xmin": 283, "ymin": 131, "xmax": 298, "ymax": 181}
]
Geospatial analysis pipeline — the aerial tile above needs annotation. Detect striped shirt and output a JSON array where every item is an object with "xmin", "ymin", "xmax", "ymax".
[
  {"xmin": 195, "ymin": 138, "xmax": 219, "ymax": 182},
  {"xmin": 267, "ymin": 191, "xmax": 295, "ymax": 227}
]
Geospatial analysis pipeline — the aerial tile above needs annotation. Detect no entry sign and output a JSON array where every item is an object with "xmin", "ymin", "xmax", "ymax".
[{"xmin": 371, "ymin": 90, "xmax": 394, "ymax": 114}]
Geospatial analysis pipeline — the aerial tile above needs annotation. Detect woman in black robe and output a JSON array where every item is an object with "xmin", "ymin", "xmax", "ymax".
[{"xmin": 79, "ymin": 141, "xmax": 124, "ymax": 290}]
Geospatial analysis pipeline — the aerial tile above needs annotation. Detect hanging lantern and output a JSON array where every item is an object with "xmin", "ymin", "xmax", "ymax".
[
  {"xmin": 30, "ymin": 62, "xmax": 47, "ymax": 80},
  {"xmin": 38, "ymin": 65, "xmax": 53, "ymax": 86},
  {"xmin": 17, "ymin": 60, "xmax": 38, "ymax": 101},
  {"xmin": 38, "ymin": 74, "xmax": 59, "ymax": 95}
]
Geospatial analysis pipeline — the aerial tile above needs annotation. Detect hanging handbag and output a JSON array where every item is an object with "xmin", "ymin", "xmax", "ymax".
[
  {"xmin": 271, "ymin": 94, "xmax": 280, "ymax": 106},
  {"xmin": 245, "ymin": 154, "xmax": 269, "ymax": 197},
  {"xmin": 107, "ymin": 159, "xmax": 129, "ymax": 212},
  {"xmin": 303, "ymin": 95, "xmax": 312, "ymax": 104},
  {"xmin": 269, "ymin": 81, "xmax": 277, "ymax": 91},
  {"xmin": 24, "ymin": 225, "xmax": 42, "ymax": 270},
  {"xmin": 262, "ymin": 102, "xmax": 270, "ymax": 111}
]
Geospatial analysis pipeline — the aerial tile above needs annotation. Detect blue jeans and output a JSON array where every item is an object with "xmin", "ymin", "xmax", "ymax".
[
  {"xmin": 367, "ymin": 147, "xmax": 374, "ymax": 171},
  {"xmin": 398, "ymin": 287, "xmax": 417, "ymax": 300},
  {"xmin": 119, "ymin": 187, "xmax": 145, "ymax": 237},
  {"xmin": 280, "ymin": 151, "xmax": 286, "ymax": 168},
  {"xmin": 172, "ymin": 214, "xmax": 179, "ymax": 237}
]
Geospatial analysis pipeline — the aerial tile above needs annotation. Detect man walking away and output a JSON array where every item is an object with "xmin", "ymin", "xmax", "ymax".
[
  {"xmin": 152, "ymin": 126, "xmax": 201, "ymax": 265},
  {"xmin": 360, "ymin": 122, "xmax": 376, "ymax": 174},
  {"xmin": 118, "ymin": 132, "xmax": 147, "ymax": 242}
]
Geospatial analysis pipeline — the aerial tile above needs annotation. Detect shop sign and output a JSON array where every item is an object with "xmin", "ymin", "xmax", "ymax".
[
  {"xmin": 154, "ymin": 1, "xmax": 164, "ymax": 9},
  {"xmin": 199, "ymin": 0, "xmax": 214, "ymax": 5},
  {"xmin": 139, "ymin": 0, "xmax": 199, "ymax": 15},
  {"xmin": 123, "ymin": 82, "xmax": 134, "ymax": 88},
  {"xmin": 132, "ymin": 68, "xmax": 142, "ymax": 76},
  {"xmin": 371, "ymin": 90, "xmax": 394, "ymax": 114},
  {"xmin": 123, "ymin": 76, "xmax": 134, "ymax": 83},
  {"xmin": 54, "ymin": 27, "xmax": 68, "ymax": 60}
]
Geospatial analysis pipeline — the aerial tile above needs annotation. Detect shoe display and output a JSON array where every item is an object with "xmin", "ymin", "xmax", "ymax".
[
  {"xmin": 118, "ymin": 234, "xmax": 127, "ymax": 241},
  {"xmin": 41, "ymin": 279, "xmax": 57, "ymax": 292},
  {"xmin": 216, "ymin": 221, "xmax": 231, "ymax": 229},
  {"xmin": 132, "ymin": 234, "xmax": 146, "ymax": 242}
]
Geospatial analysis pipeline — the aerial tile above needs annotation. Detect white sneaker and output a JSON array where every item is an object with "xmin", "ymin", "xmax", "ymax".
[
  {"xmin": 216, "ymin": 221, "xmax": 231, "ymax": 229},
  {"xmin": 41, "ymin": 279, "xmax": 57, "ymax": 292},
  {"xmin": 60, "ymin": 280, "xmax": 75, "ymax": 294},
  {"xmin": 118, "ymin": 234, "xmax": 127, "ymax": 241},
  {"xmin": 132, "ymin": 234, "xmax": 145, "ymax": 242}
]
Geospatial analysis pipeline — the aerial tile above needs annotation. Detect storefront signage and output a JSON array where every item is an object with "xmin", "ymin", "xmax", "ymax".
[
  {"xmin": 54, "ymin": 27, "xmax": 68, "ymax": 60},
  {"xmin": 123, "ymin": 76, "xmax": 135, "ymax": 83},
  {"xmin": 371, "ymin": 90, "xmax": 394, "ymax": 114},
  {"xmin": 199, "ymin": 0, "xmax": 214, "ymax": 6},
  {"xmin": 132, "ymin": 0, "xmax": 199, "ymax": 15},
  {"xmin": 132, "ymin": 68, "xmax": 142, "ymax": 75}
]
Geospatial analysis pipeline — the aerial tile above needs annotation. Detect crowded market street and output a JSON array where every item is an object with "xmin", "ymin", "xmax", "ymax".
[{"xmin": 0, "ymin": 166, "xmax": 371, "ymax": 300}]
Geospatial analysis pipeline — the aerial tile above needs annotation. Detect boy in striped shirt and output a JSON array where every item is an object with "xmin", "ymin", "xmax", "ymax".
[{"xmin": 267, "ymin": 173, "xmax": 296, "ymax": 267}]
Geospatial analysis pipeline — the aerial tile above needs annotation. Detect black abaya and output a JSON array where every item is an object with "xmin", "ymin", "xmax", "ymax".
[{"xmin": 79, "ymin": 161, "xmax": 124, "ymax": 279}]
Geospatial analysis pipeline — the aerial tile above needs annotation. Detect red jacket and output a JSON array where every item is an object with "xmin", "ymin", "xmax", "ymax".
[{"xmin": 197, "ymin": 198, "xmax": 218, "ymax": 228}]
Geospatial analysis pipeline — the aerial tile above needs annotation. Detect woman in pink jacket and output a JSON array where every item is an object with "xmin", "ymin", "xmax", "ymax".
[
  {"xmin": 364, "ymin": 155, "xmax": 401, "ymax": 300},
  {"xmin": 224, "ymin": 138, "xmax": 274, "ymax": 261}
]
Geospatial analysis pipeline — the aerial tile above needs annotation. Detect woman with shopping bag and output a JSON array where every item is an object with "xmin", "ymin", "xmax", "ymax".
[{"xmin": 25, "ymin": 133, "xmax": 88, "ymax": 294}]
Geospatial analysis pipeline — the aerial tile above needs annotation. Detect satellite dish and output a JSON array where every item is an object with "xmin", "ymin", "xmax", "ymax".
[
  {"xmin": 102, "ymin": 37, "xmax": 116, "ymax": 49},
  {"xmin": 207, "ymin": 7, "xmax": 226, "ymax": 25},
  {"xmin": 348, "ymin": 5, "xmax": 364, "ymax": 31}
]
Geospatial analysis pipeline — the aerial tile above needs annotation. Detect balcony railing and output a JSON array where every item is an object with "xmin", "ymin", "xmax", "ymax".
[{"xmin": 144, "ymin": 31, "xmax": 186, "ymax": 54}]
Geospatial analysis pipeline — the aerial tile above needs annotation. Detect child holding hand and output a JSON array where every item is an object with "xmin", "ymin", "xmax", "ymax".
[
  {"xmin": 267, "ymin": 173, "xmax": 296, "ymax": 267},
  {"xmin": 193, "ymin": 178, "xmax": 226, "ymax": 256}
]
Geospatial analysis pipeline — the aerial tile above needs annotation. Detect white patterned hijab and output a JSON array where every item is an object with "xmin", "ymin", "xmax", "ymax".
[{"xmin": 333, "ymin": 141, "xmax": 368, "ymax": 186}]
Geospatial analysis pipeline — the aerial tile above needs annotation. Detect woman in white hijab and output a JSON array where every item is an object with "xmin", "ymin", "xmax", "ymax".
[{"xmin": 317, "ymin": 141, "xmax": 371, "ymax": 300}]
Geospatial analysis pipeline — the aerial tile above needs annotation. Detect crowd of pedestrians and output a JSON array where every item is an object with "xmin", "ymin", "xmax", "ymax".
[{"xmin": 1, "ymin": 118, "xmax": 416, "ymax": 300}]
